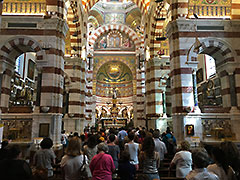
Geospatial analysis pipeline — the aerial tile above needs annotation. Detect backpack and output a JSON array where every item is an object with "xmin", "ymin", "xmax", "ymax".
[{"xmin": 165, "ymin": 134, "xmax": 176, "ymax": 154}]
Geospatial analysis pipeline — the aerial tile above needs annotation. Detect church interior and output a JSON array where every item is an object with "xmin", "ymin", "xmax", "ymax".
[{"xmin": 0, "ymin": 0, "xmax": 240, "ymax": 147}]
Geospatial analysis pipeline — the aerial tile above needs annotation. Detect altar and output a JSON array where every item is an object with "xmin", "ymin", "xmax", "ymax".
[
  {"xmin": 98, "ymin": 118, "xmax": 127, "ymax": 128},
  {"xmin": 95, "ymin": 87, "xmax": 133, "ymax": 129}
]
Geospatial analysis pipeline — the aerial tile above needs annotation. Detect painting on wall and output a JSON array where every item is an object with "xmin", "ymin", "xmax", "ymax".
[
  {"xmin": 39, "ymin": 123, "xmax": 49, "ymax": 137},
  {"xmin": 197, "ymin": 68, "xmax": 203, "ymax": 84},
  {"xmin": 27, "ymin": 59, "xmax": 35, "ymax": 80},
  {"xmin": 94, "ymin": 31, "xmax": 135, "ymax": 51}
]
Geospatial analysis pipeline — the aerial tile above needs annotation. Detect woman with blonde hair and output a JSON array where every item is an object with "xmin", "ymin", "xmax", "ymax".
[
  {"xmin": 60, "ymin": 136, "xmax": 90, "ymax": 180},
  {"xmin": 169, "ymin": 140, "xmax": 192, "ymax": 178}
]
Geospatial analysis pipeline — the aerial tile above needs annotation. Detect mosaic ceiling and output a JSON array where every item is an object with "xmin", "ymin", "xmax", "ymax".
[{"xmin": 96, "ymin": 60, "xmax": 133, "ymax": 83}]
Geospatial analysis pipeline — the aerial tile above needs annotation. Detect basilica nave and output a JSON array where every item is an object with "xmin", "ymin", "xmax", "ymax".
[{"xmin": 0, "ymin": 0, "xmax": 240, "ymax": 146}]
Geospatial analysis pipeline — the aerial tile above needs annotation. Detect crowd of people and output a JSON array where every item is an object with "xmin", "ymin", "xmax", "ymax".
[{"xmin": 0, "ymin": 126, "xmax": 240, "ymax": 180}]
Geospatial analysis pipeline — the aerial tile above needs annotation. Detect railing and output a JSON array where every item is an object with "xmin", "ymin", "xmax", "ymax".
[
  {"xmin": 188, "ymin": 0, "xmax": 231, "ymax": 17},
  {"xmin": 2, "ymin": 0, "xmax": 46, "ymax": 15}
]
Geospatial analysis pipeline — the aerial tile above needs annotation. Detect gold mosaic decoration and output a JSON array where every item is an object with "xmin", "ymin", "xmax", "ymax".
[
  {"xmin": 2, "ymin": 0, "xmax": 46, "ymax": 14},
  {"xmin": 188, "ymin": 0, "xmax": 231, "ymax": 17}
]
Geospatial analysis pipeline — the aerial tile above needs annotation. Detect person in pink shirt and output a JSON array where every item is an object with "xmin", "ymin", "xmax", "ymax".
[{"xmin": 90, "ymin": 142, "xmax": 115, "ymax": 180}]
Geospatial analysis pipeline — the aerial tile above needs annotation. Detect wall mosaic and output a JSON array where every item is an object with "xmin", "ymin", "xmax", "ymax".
[
  {"xmin": 2, "ymin": 119, "xmax": 32, "ymax": 141},
  {"xmin": 202, "ymin": 118, "xmax": 234, "ymax": 139},
  {"xmin": 94, "ymin": 31, "xmax": 135, "ymax": 51},
  {"xmin": 96, "ymin": 61, "xmax": 133, "ymax": 97}
]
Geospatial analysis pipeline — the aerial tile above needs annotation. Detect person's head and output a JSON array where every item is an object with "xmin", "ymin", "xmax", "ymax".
[
  {"xmin": 192, "ymin": 148, "xmax": 210, "ymax": 168},
  {"xmin": 211, "ymin": 147, "xmax": 228, "ymax": 173},
  {"xmin": 220, "ymin": 141, "xmax": 239, "ymax": 159},
  {"xmin": 40, "ymin": 137, "xmax": 53, "ymax": 149},
  {"xmin": 5, "ymin": 144, "xmax": 21, "ymax": 159},
  {"xmin": 61, "ymin": 130, "xmax": 65, "ymax": 134},
  {"xmin": 180, "ymin": 140, "xmax": 190, "ymax": 151},
  {"xmin": 97, "ymin": 142, "xmax": 108, "ymax": 153},
  {"xmin": 120, "ymin": 150, "xmax": 130, "ymax": 162},
  {"xmin": 153, "ymin": 130, "xmax": 160, "ymax": 138},
  {"xmin": 73, "ymin": 132, "xmax": 79, "ymax": 137},
  {"xmin": 87, "ymin": 135, "xmax": 97, "ymax": 148},
  {"xmin": 166, "ymin": 127, "xmax": 171, "ymax": 134},
  {"xmin": 109, "ymin": 134, "xmax": 116, "ymax": 143},
  {"xmin": 66, "ymin": 136, "xmax": 81, "ymax": 156},
  {"xmin": 79, "ymin": 134, "xmax": 85, "ymax": 142},
  {"xmin": 142, "ymin": 136, "xmax": 155, "ymax": 158},
  {"xmin": 128, "ymin": 132, "xmax": 135, "ymax": 141}
]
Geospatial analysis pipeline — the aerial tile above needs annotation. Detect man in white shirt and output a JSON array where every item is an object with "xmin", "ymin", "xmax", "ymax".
[{"xmin": 153, "ymin": 130, "xmax": 167, "ymax": 167}]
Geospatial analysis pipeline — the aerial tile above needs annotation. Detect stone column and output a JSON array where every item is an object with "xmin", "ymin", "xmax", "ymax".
[{"xmin": 166, "ymin": 20, "xmax": 203, "ymax": 143}]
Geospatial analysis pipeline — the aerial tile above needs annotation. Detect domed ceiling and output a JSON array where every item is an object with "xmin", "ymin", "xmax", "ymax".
[
  {"xmin": 97, "ymin": 61, "xmax": 133, "ymax": 83},
  {"xmin": 96, "ymin": 61, "xmax": 133, "ymax": 98}
]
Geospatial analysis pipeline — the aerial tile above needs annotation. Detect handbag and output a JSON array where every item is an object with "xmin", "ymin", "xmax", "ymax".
[{"xmin": 79, "ymin": 155, "xmax": 88, "ymax": 180}]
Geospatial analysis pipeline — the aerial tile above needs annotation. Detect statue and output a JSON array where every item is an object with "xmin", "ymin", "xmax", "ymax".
[{"xmin": 112, "ymin": 87, "xmax": 117, "ymax": 99}]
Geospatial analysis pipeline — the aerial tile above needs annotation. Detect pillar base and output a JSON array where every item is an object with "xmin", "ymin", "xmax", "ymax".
[
  {"xmin": 230, "ymin": 106, "xmax": 240, "ymax": 114},
  {"xmin": 32, "ymin": 113, "xmax": 62, "ymax": 145},
  {"xmin": 172, "ymin": 114, "xmax": 202, "ymax": 145}
]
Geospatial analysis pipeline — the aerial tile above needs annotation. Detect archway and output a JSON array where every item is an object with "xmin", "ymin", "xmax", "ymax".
[{"xmin": 95, "ymin": 60, "xmax": 134, "ymax": 128}]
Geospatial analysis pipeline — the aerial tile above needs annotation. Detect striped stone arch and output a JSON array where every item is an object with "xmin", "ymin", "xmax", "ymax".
[
  {"xmin": 82, "ymin": 0, "xmax": 150, "ymax": 15},
  {"xmin": 89, "ymin": 24, "xmax": 141, "ymax": 52},
  {"xmin": 0, "ymin": 36, "xmax": 45, "ymax": 68},
  {"xmin": 67, "ymin": 1, "xmax": 82, "ymax": 56},
  {"xmin": 149, "ymin": 2, "xmax": 168, "ymax": 58},
  {"xmin": 187, "ymin": 38, "xmax": 236, "ymax": 67}
]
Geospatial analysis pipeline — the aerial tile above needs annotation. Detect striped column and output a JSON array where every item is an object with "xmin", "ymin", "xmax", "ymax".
[
  {"xmin": 46, "ymin": 0, "xmax": 64, "ymax": 19},
  {"xmin": 167, "ymin": 24, "xmax": 195, "ymax": 142},
  {"xmin": 171, "ymin": 0, "xmax": 188, "ymax": 21},
  {"xmin": 65, "ymin": 58, "xmax": 86, "ymax": 119},
  {"xmin": 145, "ymin": 56, "xmax": 170, "ymax": 128},
  {"xmin": 232, "ymin": 0, "xmax": 240, "ymax": 19},
  {"xmin": 85, "ymin": 59, "xmax": 94, "ymax": 123},
  {"xmin": 64, "ymin": 58, "xmax": 86, "ymax": 132},
  {"xmin": 135, "ymin": 67, "xmax": 145, "ymax": 127}
]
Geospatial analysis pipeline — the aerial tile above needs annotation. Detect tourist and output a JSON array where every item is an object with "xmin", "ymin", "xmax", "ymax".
[
  {"xmin": 207, "ymin": 147, "xmax": 237, "ymax": 180},
  {"xmin": 0, "ymin": 144, "xmax": 32, "ymax": 180},
  {"xmin": 83, "ymin": 134, "xmax": 98, "ymax": 162},
  {"xmin": 139, "ymin": 136, "xmax": 160, "ymax": 180},
  {"xmin": 220, "ymin": 141, "xmax": 240, "ymax": 179},
  {"xmin": 61, "ymin": 130, "xmax": 68, "ymax": 148},
  {"xmin": 89, "ymin": 142, "xmax": 115, "ymax": 180},
  {"xmin": 107, "ymin": 133, "xmax": 120, "ymax": 169},
  {"xmin": 169, "ymin": 140, "xmax": 192, "ymax": 178},
  {"xmin": 118, "ymin": 127, "xmax": 128, "ymax": 150},
  {"xmin": 186, "ymin": 148, "xmax": 219, "ymax": 180},
  {"xmin": 125, "ymin": 131, "xmax": 140, "ymax": 170},
  {"xmin": 33, "ymin": 137, "xmax": 56, "ymax": 178},
  {"xmin": 79, "ymin": 134, "xmax": 86, "ymax": 151},
  {"xmin": 162, "ymin": 127, "xmax": 177, "ymax": 155},
  {"xmin": 118, "ymin": 150, "xmax": 136, "ymax": 180},
  {"xmin": 153, "ymin": 130, "xmax": 167, "ymax": 167},
  {"xmin": 60, "ymin": 136, "xmax": 90, "ymax": 180}
]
